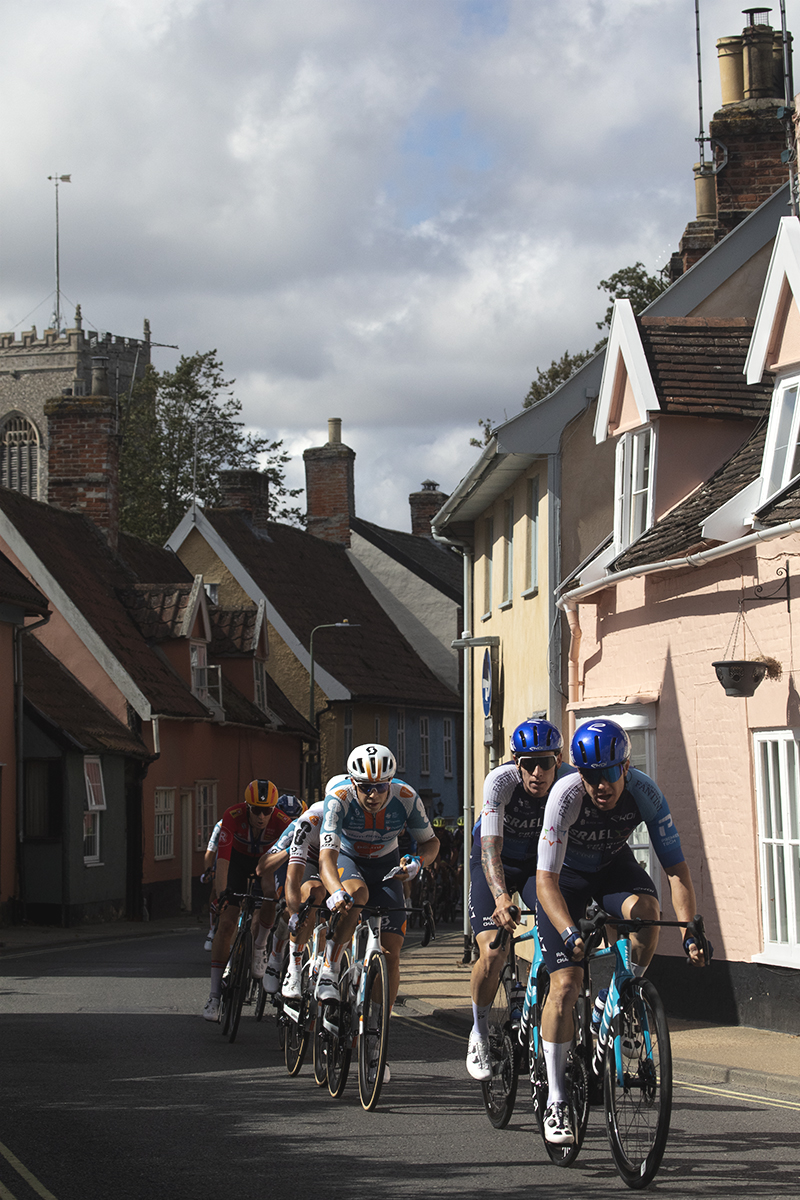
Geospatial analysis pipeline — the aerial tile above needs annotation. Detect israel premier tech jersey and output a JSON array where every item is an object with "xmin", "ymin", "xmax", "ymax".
[
  {"xmin": 321, "ymin": 778, "xmax": 434, "ymax": 860},
  {"xmin": 477, "ymin": 760, "xmax": 577, "ymax": 861},
  {"xmin": 537, "ymin": 767, "xmax": 685, "ymax": 875}
]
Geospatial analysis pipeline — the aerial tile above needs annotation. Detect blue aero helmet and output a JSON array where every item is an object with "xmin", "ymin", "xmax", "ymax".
[
  {"xmin": 571, "ymin": 719, "xmax": 631, "ymax": 783},
  {"xmin": 510, "ymin": 718, "xmax": 563, "ymax": 756}
]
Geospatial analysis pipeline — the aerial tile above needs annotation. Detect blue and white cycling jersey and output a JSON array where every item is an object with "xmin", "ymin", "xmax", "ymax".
[
  {"xmin": 206, "ymin": 818, "xmax": 223, "ymax": 856},
  {"xmin": 321, "ymin": 777, "xmax": 434, "ymax": 860},
  {"xmin": 537, "ymin": 767, "xmax": 685, "ymax": 875},
  {"xmin": 288, "ymin": 801, "xmax": 325, "ymax": 867},
  {"xmin": 477, "ymin": 760, "xmax": 577, "ymax": 862}
]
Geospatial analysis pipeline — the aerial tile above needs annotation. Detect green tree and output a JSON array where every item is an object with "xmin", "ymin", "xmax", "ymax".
[
  {"xmin": 596, "ymin": 261, "xmax": 667, "ymax": 332},
  {"xmin": 119, "ymin": 350, "xmax": 303, "ymax": 544},
  {"xmin": 522, "ymin": 347, "xmax": 595, "ymax": 409}
]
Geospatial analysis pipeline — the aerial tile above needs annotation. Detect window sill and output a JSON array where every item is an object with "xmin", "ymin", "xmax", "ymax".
[
  {"xmin": 84, "ymin": 860, "xmax": 104, "ymax": 868},
  {"xmin": 752, "ymin": 950, "xmax": 800, "ymax": 970},
  {"xmin": 521, "ymin": 586, "xmax": 539, "ymax": 599},
  {"xmin": 498, "ymin": 600, "xmax": 512, "ymax": 611},
  {"xmin": 480, "ymin": 611, "xmax": 492, "ymax": 622},
  {"xmin": 154, "ymin": 855, "xmax": 176, "ymax": 862}
]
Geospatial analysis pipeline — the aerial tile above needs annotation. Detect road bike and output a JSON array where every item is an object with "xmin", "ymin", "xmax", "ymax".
[
  {"xmin": 569, "ymin": 905, "xmax": 708, "ymax": 1189},
  {"xmin": 218, "ymin": 880, "xmax": 264, "ymax": 1043},
  {"xmin": 277, "ymin": 901, "xmax": 329, "ymax": 1078},
  {"xmin": 320, "ymin": 901, "xmax": 435, "ymax": 1110},
  {"xmin": 481, "ymin": 911, "xmax": 589, "ymax": 1165}
]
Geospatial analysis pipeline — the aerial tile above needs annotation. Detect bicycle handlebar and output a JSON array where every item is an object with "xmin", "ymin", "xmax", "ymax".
[{"xmin": 578, "ymin": 905, "xmax": 711, "ymax": 962}]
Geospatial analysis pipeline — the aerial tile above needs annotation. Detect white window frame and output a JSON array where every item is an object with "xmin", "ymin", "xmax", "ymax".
[
  {"xmin": 753, "ymin": 730, "xmax": 800, "ymax": 967},
  {"xmin": 83, "ymin": 809, "xmax": 100, "ymax": 865},
  {"xmin": 195, "ymin": 780, "xmax": 218, "ymax": 852},
  {"xmin": 396, "ymin": 709, "xmax": 406, "ymax": 772},
  {"xmin": 154, "ymin": 787, "xmax": 176, "ymax": 860},
  {"xmin": 443, "ymin": 717, "xmax": 453, "ymax": 778},
  {"xmin": 524, "ymin": 476, "xmax": 539, "ymax": 596},
  {"xmin": 420, "ymin": 716, "xmax": 430, "ymax": 776},
  {"xmin": 84, "ymin": 757, "xmax": 106, "ymax": 811},
  {"xmin": 190, "ymin": 641, "xmax": 208, "ymax": 701},
  {"xmin": 759, "ymin": 376, "xmax": 800, "ymax": 506},
  {"xmin": 614, "ymin": 426, "xmax": 655, "ymax": 552},
  {"xmin": 501, "ymin": 499, "xmax": 514, "ymax": 607},
  {"xmin": 482, "ymin": 517, "xmax": 494, "ymax": 619}
]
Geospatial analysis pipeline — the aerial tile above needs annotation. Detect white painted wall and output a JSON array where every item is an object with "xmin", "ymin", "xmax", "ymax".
[{"xmin": 347, "ymin": 532, "xmax": 459, "ymax": 692}]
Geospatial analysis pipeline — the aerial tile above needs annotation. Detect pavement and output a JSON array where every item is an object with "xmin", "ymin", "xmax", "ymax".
[{"xmin": 1, "ymin": 914, "xmax": 799, "ymax": 1103}]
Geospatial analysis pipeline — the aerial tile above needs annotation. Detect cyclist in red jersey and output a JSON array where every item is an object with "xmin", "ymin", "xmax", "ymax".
[{"xmin": 203, "ymin": 780, "xmax": 302, "ymax": 1021}]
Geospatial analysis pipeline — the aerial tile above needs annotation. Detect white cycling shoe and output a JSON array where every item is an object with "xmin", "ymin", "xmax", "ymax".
[
  {"xmin": 203, "ymin": 995, "xmax": 221, "ymax": 1022},
  {"xmin": 262, "ymin": 965, "xmax": 282, "ymax": 995},
  {"xmin": 466, "ymin": 1030, "xmax": 492, "ymax": 1082},
  {"xmin": 317, "ymin": 971, "xmax": 340, "ymax": 1002},
  {"xmin": 251, "ymin": 943, "xmax": 269, "ymax": 980},
  {"xmin": 282, "ymin": 962, "xmax": 303, "ymax": 1001}
]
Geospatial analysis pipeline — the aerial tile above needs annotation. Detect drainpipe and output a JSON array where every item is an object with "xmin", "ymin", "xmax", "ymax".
[{"xmin": 563, "ymin": 602, "xmax": 582, "ymax": 742}]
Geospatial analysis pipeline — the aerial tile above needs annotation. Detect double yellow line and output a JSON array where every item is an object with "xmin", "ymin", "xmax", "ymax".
[{"xmin": 0, "ymin": 1141, "xmax": 58, "ymax": 1200}]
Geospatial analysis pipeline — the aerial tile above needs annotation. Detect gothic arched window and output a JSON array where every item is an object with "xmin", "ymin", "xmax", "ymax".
[{"xmin": 0, "ymin": 414, "xmax": 40, "ymax": 499}]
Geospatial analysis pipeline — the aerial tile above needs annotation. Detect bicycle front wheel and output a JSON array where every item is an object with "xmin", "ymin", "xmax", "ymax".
[
  {"xmin": 604, "ymin": 978, "xmax": 672, "ymax": 1189},
  {"xmin": 481, "ymin": 965, "xmax": 519, "ymax": 1129},
  {"xmin": 284, "ymin": 959, "xmax": 311, "ymax": 1076},
  {"xmin": 227, "ymin": 929, "xmax": 252, "ymax": 1044},
  {"xmin": 358, "ymin": 952, "xmax": 390, "ymax": 1111},
  {"xmin": 313, "ymin": 1000, "xmax": 328, "ymax": 1087}
]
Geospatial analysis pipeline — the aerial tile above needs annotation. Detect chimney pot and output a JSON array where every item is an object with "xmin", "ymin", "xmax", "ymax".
[
  {"xmin": 91, "ymin": 357, "xmax": 109, "ymax": 396},
  {"xmin": 328, "ymin": 417, "xmax": 342, "ymax": 445}
]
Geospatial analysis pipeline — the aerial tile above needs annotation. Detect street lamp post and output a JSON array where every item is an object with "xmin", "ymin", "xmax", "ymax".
[{"xmin": 307, "ymin": 620, "xmax": 358, "ymax": 802}]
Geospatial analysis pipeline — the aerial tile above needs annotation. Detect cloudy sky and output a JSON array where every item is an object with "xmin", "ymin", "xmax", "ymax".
[{"xmin": 1, "ymin": 0, "xmax": 796, "ymax": 528}]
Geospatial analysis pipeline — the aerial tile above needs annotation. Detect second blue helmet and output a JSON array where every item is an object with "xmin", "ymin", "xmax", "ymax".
[{"xmin": 510, "ymin": 718, "xmax": 563, "ymax": 755}]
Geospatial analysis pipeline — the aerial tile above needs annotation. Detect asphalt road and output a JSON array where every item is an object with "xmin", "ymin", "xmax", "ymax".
[{"xmin": 0, "ymin": 931, "xmax": 797, "ymax": 1200}]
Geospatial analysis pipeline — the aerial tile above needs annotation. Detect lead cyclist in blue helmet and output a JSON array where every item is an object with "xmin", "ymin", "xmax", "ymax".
[
  {"xmin": 535, "ymin": 718, "xmax": 709, "ymax": 1146},
  {"xmin": 466, "ymin": 717, "xmax": 575, "ymax": 1083}
]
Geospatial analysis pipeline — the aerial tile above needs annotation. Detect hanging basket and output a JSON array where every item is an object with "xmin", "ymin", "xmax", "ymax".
[{"xmin": 711, "ymin": 660, "xmax": 767, "ymax": 698}]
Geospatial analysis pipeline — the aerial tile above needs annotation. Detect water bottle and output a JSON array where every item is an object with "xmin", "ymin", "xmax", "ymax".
[{"xmin": 591, "ymin": 987, "xmax": 609, "ymax": 1032}]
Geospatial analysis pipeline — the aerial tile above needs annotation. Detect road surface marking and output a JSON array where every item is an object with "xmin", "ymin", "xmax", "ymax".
[{"xmin": 0, "ymin": 1142, "xmax": 58, "ymax": 1200}]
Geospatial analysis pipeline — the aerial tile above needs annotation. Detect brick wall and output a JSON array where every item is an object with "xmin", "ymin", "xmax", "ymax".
[
  {"xmin": 409, "ymin": 482, "xmax": 448, "ymax": 536},
  {"xmin": 219, "ymin": 468, "xmax": 270, "ymax": 532},
  {"xmin": 44, "ymin": 396, "xmax": 120, "ymax": 548},
  {"xmin": 303, "ymin": 443, "xmax": 355, "ymax": 545}
]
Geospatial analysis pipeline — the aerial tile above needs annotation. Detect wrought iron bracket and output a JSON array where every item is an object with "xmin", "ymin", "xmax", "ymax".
[{"xmin": 747, "ymin": 560, "xmax": 791, "ymax": 613}]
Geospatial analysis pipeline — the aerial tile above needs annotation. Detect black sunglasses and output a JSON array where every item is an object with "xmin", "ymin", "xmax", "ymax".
[
  {"xmin": 356, "ymin": 782, "xmax": 390, "ymax": 796},
  {"xmin": 517, "ymin": 754, "xmax": 557, "ymax": 772}
]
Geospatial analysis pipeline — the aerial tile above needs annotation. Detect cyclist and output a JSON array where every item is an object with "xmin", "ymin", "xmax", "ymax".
[
  {"xmin": 466, "ymin": 717, "xmax": 572, "ymax": 1083},
  {"xmin": 202, "ymin": 781, "xmax": 303, "ymax": 1021},
  {"xmin": 252, "ymin": 802, "xmax": 302, "ymax": 990},
  {"xmin": 280, "ymin": 799, "xmax": 328, "ymax": 1001},
  {"xmin": 318, "ymin": 743, "xmax": 440, "ymax": 1025},
  {"xmin": 536, "ymin": 718, "xmax": 709, "ymax": 1145}
]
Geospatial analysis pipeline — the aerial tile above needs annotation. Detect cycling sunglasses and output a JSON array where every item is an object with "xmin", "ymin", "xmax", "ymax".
[
  {"xmin": 517, "ymin": 754, "xmax": 557, "ymax": 772},
  {"xmin": 246, "ymin": 802, "xmax": 273, "ymax": 814},
  {"xmin": 356, "ymin": 781, "xmax": 390, "ymax": 796},
  {"xmin": 578, "ymin": 765, "xmax": 625, "ymax": 785}
]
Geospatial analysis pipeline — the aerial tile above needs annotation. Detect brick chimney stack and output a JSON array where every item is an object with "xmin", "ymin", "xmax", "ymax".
[
  {"xmin": 44, "ymin": 360, "xmax": 120, "ymax": 549},
  {"xmin": 670, "ymin": 10, "xmax": 793, "ymax": 280},
  {"xmin": 219, "ymin": 468, "xmax": 270, "ymax": 532},
  {"xmin": 303, "ymin": 418, "xmax": 356, "ymax": 545},
  {"xmin": 409, "ymin": 479, "xmax": 448, "ymax": 537}
]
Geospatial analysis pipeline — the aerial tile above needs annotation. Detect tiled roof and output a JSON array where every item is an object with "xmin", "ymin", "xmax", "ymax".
[
  {"xmin": 754, "ymin": 478, "xmax": 800, "ymax": 527},
  {"xmin": 210, "ymin": 607, "xmax": 259, "ymax": 656},
  {"xmin": 117, "ymin": 533, "xmax": 193, "ymax": 585},
  {"xmin": 0, "ymin": 488, "xmax": 207, "ymax": 719},
  {"xmin": 612, "ymin": 422, "xmax": 769, "ymax": 570},
  {"xmin": 204, "ymin": 511, "xmax": 459, "ymax": 708},
  {"xmin": 120, "ymin": 583, "xmax": 195, "ymax": 641},
  {"xmin": 350, "ymin": 517, "xmax": 463, "ymax": 602},
  {"xmin": 639, "ymin": 317, "xmax": 773, "ymax": 419},
  {"xmin": 0, "ymin": 551, "xmax": 48, "ymax": 617},
  {"xmin": 23, "ymin": 634, "xmax": 151, "ymax": 758}
]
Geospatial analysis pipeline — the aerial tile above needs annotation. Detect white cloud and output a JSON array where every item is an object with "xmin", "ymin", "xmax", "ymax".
[{"xmin": 0, "ymin": 0, "xmax": 794, "ymax": 525}]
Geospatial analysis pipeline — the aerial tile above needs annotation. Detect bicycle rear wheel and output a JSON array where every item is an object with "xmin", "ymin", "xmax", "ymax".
[
  {"xmin": 604, "ymin": 978, "xmax": 672, "ymax": 1189},
  {"xmin": 227, "ymin": 929, "xmax": 252, "ymax": 1044},
  {"xmin": 357, "ymin": 952, "xmax": 390, "ymax": 1111},
  {"xmin": 480, "ymin": 964, "xmax": 519, "ymax": 1129},
  {"xmin": 326, "ymin": 952, "xmax": 352, "ymax": 1099},
  {"xmin": 313, "ymin": 1001, "xmax": 328, "ymax": 1087}
]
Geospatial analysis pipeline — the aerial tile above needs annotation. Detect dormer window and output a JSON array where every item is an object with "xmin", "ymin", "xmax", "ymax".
[
  {"xmin": 190, "ymin": 641, "xmax": 208, "ymax": 700},
  {"xmin": 760, "ymin": 377, "xmax": 800, "ymax": 505},
  {"xmin": 614, "ymin": 426, "xmax": 655, "ymax": 551}
]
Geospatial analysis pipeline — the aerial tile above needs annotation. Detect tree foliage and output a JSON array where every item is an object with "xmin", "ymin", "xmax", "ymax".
[
  {"xmin": 596, "ymin": 261, "xmax": 667, "ymax": 332},
  {"xmin": 119, "ymin": 350, "xmax": 303, "ymax": 544}
]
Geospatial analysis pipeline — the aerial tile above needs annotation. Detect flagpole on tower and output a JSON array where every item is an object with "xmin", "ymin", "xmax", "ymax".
[{"xmin": 46, "ymin": 174, "xmax": 71, "ymax": 333}]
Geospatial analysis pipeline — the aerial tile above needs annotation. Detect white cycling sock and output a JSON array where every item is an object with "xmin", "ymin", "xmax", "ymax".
[
  {"xmin": 543, "ymin": 1040, "xmax": 571, "ymax": 1106},
  {"xmin": 472, "ymin": 1003, "xmax": 490, "ymax": 1039}
]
